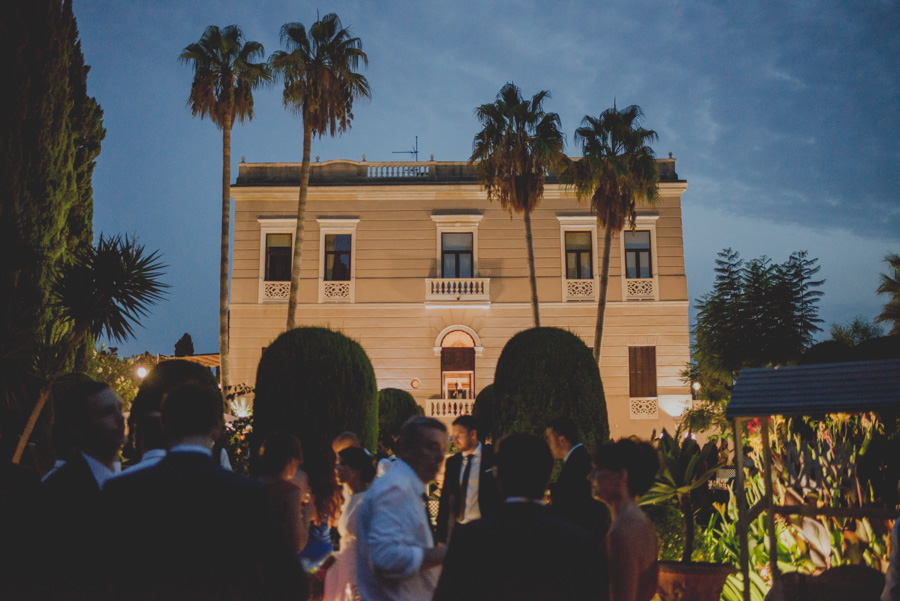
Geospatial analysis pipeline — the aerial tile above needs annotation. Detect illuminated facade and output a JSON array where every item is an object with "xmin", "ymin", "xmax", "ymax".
[{"xmin": 229, "ymin": 158, "xmax": 691, "ymax": 438}]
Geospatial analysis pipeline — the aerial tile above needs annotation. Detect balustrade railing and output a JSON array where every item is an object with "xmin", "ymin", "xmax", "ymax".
[
  {"xmin": 367, "ymin": 163, "xmax": 430, "ymax": 178},
  {"xmin": 566, "ymin": 279, "xmax": 596, "ymax": 301},
  {"xmin": 427, "ymin": 400, "xmax": 474, "ymax": 418},
  {"xmin": 425, "ymin": 278, "xmax": 490, "ymax": 302}
]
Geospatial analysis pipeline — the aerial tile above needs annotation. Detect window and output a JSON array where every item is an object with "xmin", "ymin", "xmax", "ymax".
[
  {"xmin": 258, "ymin": 218, "xmax": 297, "ymax": 302},
  {"xmin": 265, "ymin": 233, "xmax": 292, "ymax": 281},
  {"xmin": 624, "ymin": 231, "xmax": 652, "ymax": 279},
  {"xmin": 565, "ymin": 231, "xmax": 593, "ymax": 279},
  {"xmin": 557, "ymin": 216, "xmax": 598, "ymax": 301},
  {"xmin": 629, "ymin": 346, "xmax": 657, "ymax": 397},
  {"xmin": 324, "ymin": 234, "xmax": 351, "ymax": 281},
  {"xmin": 317, "ymin": 218, "xmax": 359, "ymax": 303},
  {"xmin": 442, "ymin": 232, "xmax": 473, "ymax": 278}
]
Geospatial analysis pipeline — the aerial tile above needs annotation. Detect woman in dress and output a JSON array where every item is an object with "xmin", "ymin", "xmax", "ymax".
[
  {"xmin": 587, "ymin": 438, "xmax": 660, "ymax": 601},
  {"xmin": 324, "ymin": 446, "xmax": 376, "ymax": 601}
]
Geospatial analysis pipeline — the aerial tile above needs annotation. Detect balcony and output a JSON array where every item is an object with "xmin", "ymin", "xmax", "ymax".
[
  {"xmin": 625, "ymin": 278, "xmax": 655, "ymax": 300},
  {"xmin": 425, "ymin": 278, "xmax": 490, "ymax": 304},
  {"xmin": 427, "ymin": 399, "xmax": 474, "ymax": 418}
]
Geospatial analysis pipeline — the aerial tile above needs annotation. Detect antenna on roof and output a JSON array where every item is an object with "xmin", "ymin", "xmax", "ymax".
[{"xmin": 392, "ymin": 136, "xmax": 419, "ymax": 162}]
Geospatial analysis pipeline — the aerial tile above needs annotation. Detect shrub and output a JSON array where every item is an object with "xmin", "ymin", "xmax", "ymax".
[
  {"xmin": 378, "ymin": 387, "xmax": 422, "ymax": 438},
  {"xmin": 472, "ymin": 384, "xmax": 494, "ymax": 440},
  {"xmin": 492, "ymin": 327, "xmax": 609, "ymax": 451},
  {"xmin": 253, "ymin": 328, "xmax": 377, "ymax": 522}
]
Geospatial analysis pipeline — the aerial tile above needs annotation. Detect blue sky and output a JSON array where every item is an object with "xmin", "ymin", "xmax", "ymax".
[{"xmin": 75, "ymin": 0, "xmax": 900, "ymax": 356}]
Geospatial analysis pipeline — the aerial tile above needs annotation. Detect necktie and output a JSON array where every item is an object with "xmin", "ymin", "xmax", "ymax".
[{"xmin": 457, "ymin": 454, "xmax": 474, "ymax": 520}]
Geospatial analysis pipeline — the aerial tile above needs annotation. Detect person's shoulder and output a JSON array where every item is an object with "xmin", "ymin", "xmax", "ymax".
[{"xmin": 42, "ymin": 454, "xmax": 92, "ymax": 492}]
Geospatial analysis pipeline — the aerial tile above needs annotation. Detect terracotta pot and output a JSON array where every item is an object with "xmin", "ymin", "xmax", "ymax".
[{"xmin": 657, "ymin": 561, "xmax": 737, "ymax": 601}]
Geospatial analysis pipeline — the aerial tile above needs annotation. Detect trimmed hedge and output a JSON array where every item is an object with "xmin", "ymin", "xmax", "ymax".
[
  {"xmin": 493, "ymin": 327, "xmax": 609, "ymax": 451},
  {"xmin": 378, "ymin": 387, "xmax": 423, "ymax": 438},
  {"xmin": 472, "ymin": 384, "xmax": 494, "ymax": 440},
  {"xmin": 252, "ymin": 327, "xmax": 378, "ymax": 458}
]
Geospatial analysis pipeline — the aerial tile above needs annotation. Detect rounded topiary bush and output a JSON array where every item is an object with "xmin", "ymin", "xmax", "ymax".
[
  {"xmin": 493, "ymin": 327, "xmax": 609, "ymax": 451},
  {"xmin": 472, "ymin": 384, "xmax": 494, "ymax": 440},
  {"xmin": 378, "ymin": 387, "xmax": 423, "ymax": 438},
  {"xmin": 253, "ymin": 327, "xmax": 378, "ymax": 458}
]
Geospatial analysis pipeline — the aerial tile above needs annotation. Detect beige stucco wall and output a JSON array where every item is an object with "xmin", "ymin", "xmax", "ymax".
[{"xmin": 229, "ymin": 166, "xmax": 690, "ymax": 440}]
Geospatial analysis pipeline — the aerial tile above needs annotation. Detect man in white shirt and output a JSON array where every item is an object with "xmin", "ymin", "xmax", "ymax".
[
  {"xmin": 436, "ymin": 415, "xmax": 499, "ymax": 543},
  {"xmin": 356, "ymin": 417, "xmax": 449, "ymax": 601}
]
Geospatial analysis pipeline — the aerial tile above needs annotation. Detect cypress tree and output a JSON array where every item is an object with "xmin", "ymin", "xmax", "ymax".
[{"xmin": 0, "ymin": 0, "xmax": 104, "ymax": 463}]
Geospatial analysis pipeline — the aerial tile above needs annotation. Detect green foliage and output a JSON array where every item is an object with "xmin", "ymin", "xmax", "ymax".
[
  {"xmin": 877, "ymin": 253, "xmax": 900, "ymax": 335},
  {"xmin": 378, "ymin": 388, "xmax": 422, "ymax": 439},
  {"xmin": 493, "ymin": 327, "xmax": 608, "ymax": 451},
  {"xmin": 472, "ymin": 384, "xmax": 494, "ymax": 440},
  {"xmin": 563, "ymin": 104, "xmax": 660, "ymax": 234},
  {"xmin": 224, "ymin": 415, "xmax": 252, "ymax": 476},
  {"xmin": 270, "ymin": 14, "xmax": 370, "ymax": 138},
  {"xmin": 829, "ymin": 316, "xmax": 883, "ymax": 347},
  {"xmin": 687, "ymin": 249, "xmax": 824, "ymax": 434},
  {"xmin": 641, "ymin": 430, "xmax": 722, "ymax": 562},
  {"xmin": 253, "ymin": 327, "xmax": 378, "ymax": 454},
  {"xmin": 470, "ymin": 83, "xmax": 564, "ymax": 216},
  {"xmin": 644, "ymin": 503, "xmax": 689, "ymax": 562},
  {"xmin": 85, "ymin": 345, "xmax": 150, "ymax": 412},
  {"xmin": 1, "ymin": 0, "xmax": 104, "ymax": 431}
]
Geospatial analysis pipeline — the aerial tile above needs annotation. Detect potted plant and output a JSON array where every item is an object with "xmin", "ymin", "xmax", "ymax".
[{"xmin": 641, "ymin": 429, "xmax": 735, "ymax": 601}]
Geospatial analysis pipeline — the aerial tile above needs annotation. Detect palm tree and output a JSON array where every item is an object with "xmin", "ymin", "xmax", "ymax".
[
  {"xmin": 180, "ymin": 25, "xmax": 269, "ymax": 390},
  {"xmin": 877, "ymin": 252, "xmax": 900, "ymax": 335},
  {"xmin": 269, "ymin": 14, "xmax": 370, "ymax": 328},
  {"xmin": 471, "ymin": 83, "xmax": 564, "ymax": 327},
  {"xmin": 567, "ymin": 105, "xmax": 659, "ymax": 363},
  {"xmin": 12, "ymin": 235, "xmax": 167, "ymax": 464}
]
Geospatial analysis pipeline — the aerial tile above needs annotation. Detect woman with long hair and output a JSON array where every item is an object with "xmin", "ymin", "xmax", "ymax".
[
  {"xmin": 323, "ymin": 446, "xmax": 376, "ymax": 601},
  {"xmin": 587, "ymin": 438, "xmax": 660, "ymax": 601}
]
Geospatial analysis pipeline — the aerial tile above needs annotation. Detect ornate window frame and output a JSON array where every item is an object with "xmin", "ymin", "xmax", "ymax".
[
  {"xmin": 257, "ymin": 218, "xmax": 296, "ymax": 303},
  {"xmin": 317, "ymin": 218, "xmax": 360, "ymax": 303},
  {"xmin": 557, "ymin": 215, "xmax": 599, "ymax": 302},
  {"xmin": 431, "ymin": 214, "xmax": 483, "ymax": 278},
  {"xmin": 620, "ymin": 214, "xmax": 659, "ymax": 301}
]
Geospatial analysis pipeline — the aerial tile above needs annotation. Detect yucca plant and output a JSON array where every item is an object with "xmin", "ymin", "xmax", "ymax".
[
  {"xmin": 640, "ymin": 429, "xmax": 722, "ymax": 562},
  {"xmin": 12, "ymin": 235, "xmax": 167, "ymax": 464}
]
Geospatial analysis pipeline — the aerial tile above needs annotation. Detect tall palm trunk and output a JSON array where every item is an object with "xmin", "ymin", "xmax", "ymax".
[
  {"xmin": 219, "ymin": 117, "xmax": 232, "ymax": 389},
  {"xmin": 286, "ymin": 122, "xmax": 312, "ymax": 329},
  {"xmin": 593, "ymin": 227, "xmax": 613, "ymax": 363},
  {"xmin": 523, "ymin": 210, "xmax": 540, "ymax": 327}
]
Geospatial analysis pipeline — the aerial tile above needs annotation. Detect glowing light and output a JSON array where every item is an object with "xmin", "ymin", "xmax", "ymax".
[
  {"xmin": 136, "ymin": 366, "xmax": 148, "ymax": 379},
  {"xmin": 230, "ymin": 397, "xmax": 252, "ymax": 418},
  {"xmin": 692, "ymin": 381, "xmax": 701, "ymax": 392}
]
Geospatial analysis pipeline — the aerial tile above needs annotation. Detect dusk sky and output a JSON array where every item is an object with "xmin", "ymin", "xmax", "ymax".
[{"xmin": 75, "ymin": 0, "xmax": 900, "ymax": 357}]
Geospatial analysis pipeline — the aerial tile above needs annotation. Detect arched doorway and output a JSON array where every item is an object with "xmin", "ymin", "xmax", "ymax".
[{"xmin": 440, "ymin": 330, "xmax": 475, "ymax": 400}]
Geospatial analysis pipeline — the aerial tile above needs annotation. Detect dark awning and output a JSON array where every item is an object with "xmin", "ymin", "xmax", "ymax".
[{"xmin": 725, "ymin": 358, "xmax": 900, "ymax": 418}]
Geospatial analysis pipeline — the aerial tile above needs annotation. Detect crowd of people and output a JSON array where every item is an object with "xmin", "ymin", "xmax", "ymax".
[{"xmin": 0, "ymin": 359, "xmax": 670, "ymax": 601}]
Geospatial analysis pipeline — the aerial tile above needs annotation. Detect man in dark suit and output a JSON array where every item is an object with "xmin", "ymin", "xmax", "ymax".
[
  {"xmin": 40, "ymin": 379, "xmax": 126, "ymax": 598},
  {"xmin": 436, "ymin": 414, "xmax": 500, "ymax": 543},
  {"xmin": 433, "ymin": 433, "xmax": 598, "ymax": 601},
  {"xmin": 546, "ymin": 416, "xmax": 609, "ymax": 535},
  {"xmin": 101, "ymin": 382, "xmax": 306, "ymax": 601}
]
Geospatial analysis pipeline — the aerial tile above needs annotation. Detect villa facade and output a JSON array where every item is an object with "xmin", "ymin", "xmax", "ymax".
[{"xmin": 229, "ymin": 158, "xmax": 691, "ymax": 439}]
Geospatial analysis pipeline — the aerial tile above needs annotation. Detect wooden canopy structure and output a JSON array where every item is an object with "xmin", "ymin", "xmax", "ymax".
[{"xmin": 725, "ymin": 358, "xmax": 900, "ymax": 601}]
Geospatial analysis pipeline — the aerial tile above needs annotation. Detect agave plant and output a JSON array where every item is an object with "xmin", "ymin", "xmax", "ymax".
[{"xmin": 640, "ymin": 429, "xmax": 722, "ymax": 562}]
